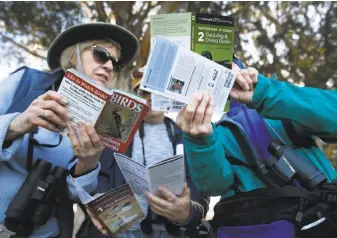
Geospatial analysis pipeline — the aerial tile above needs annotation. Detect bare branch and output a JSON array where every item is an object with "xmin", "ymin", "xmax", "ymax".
[
  {"xmin": 133, "ymin": 2, "xmax": 153, "ymax": 31},
  {"xmin": 94, "ymin": 2, "xmax": 109, "ymax": 22},
  {"xmin": 0, "ymin": 33, "xmax": 45, "ymax": 59},
  {"xmin": 106, "ymin": 2, "xmax": 122, "ymax": 25},
  {"xmin": 129, "ymin": 1, "xmax": 147, "ymax": 25}
]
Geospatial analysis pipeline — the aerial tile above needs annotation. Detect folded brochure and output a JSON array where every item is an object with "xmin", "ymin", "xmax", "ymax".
[
  {"xmin": 140, "ymin": 36, "xmax": 236, "ymax": 118},
  {"xmin": 114, "ymin": 153, "xmax": 186, "ymax": 196}
]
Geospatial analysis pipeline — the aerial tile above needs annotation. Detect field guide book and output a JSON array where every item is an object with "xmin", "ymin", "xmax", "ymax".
[
  {"xmin": 71, "ymin": 178, "xmax": 144, "ymax": 236},
  {"xmin": 149, "ymin": 12, "xmax": 235, "ymax": 113},
  {"xmin": 57, "ymin": 69, "xmax": 149, "ymax": 153}
]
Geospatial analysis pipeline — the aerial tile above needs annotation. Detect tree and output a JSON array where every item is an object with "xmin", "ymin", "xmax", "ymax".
[
  {"xmin": 0, "ymin": 1, "xmax": 336, "ymax": 90},
  {"xmin": 0, "ymin": 2, "xmax": 83, "ymax": 62}
]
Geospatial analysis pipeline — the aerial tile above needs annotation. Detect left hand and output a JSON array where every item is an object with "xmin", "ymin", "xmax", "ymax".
[
  {"xmin": 230, "ymin": 67, "xmax": 259, "ymax": 104},
  {"xmin": 86, "ymin": 208, "xmax": 109, "ymax": 236},
  {"xmin": 68, "ymin": 121, "xmax": 104, "ymax": 175},
  {"xmin": 145, "ymin": 184, "xmax": 191, "ymax": 224}
]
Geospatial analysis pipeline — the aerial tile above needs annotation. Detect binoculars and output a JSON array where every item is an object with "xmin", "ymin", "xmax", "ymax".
[
  {"xmin": 266, "ymin": 140, "xmax": 327, "ymax": 191},
  {"xmin": 5, "ymin": 159, "xmax": 67, "ymax": 236}
]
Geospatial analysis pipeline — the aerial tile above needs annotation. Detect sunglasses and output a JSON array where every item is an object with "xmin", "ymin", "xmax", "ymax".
[{"xmin": 91, "ymin": 45, "xmax": 123, "ymax": 72}]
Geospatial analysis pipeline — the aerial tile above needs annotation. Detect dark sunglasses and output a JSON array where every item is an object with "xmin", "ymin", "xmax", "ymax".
[{"xmin": 91, "ymin": 45, "xmax": 123, "ymax": 72}]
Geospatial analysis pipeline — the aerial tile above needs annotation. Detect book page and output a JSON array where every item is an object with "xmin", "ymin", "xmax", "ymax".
[
  {"xmin": 114, "ymin": 153, "xmax": 150, "ymax": 194},
  {"xmin": 57, "ymin": 69, "xmax": 111, "ymax": 135},
  {"xmin": 149, "ymin": 13, "xmax": 191, "ymax": 113},
  {"xmin": 151, "ymin": 94, "xmax": 184, "ymax": 112},
  {"xmin": 140, "ymin": 37, "xmax": 236, "ymax": 118},
  {"xmin": 147, "ymin": 155, "xmax": 185, "ymax": 195}
]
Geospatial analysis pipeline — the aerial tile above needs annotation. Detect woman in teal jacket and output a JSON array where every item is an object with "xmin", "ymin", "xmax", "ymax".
[{"xmin": 176, "ymin": 63, "xmax": 337, "ymax": 237}]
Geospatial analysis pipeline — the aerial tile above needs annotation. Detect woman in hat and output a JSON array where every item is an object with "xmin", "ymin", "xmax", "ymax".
[{"xmin": 0, "ymin": 22, "xmax": 138, "ymax": 238}]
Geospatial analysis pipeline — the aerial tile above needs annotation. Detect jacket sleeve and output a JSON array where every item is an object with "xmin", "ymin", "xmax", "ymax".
[
  {"xmin": 0, "ymin": 69, "xmax": 26, "ymax": 161},
  {"xmin": 66, "ymin": 159, "xmax": 100, "ymax": 201},
  {"xmin": 182, "ymin": 124, "xmax": 234, "ymax": 196},
  {"xmin": 171, "ymin": 130, "xmax": 210, "ymax": 229},
  {"xmin": 177, "ymin": 152, "xmax": 210, "ymax": 228},
  {"xmin": 249, "ymin": 74, "xmax": 337, "ymax": 142}
]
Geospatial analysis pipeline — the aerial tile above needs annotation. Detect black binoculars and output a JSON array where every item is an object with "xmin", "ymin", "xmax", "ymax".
[
  {"xmin": 5, "ymin": 159, "xmax": 67, "ymax": 236},
  {"xmin": 266, "ymin": 140, "xmax": 327, "ymax": 191}
]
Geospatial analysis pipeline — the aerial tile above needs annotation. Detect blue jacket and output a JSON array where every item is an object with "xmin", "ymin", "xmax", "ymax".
[
  {"xmin": 183, "ymin": 73, "xmax": 337, "ymax": 198},
  {"xmin": 0, "ymin": 67, "xmax": 100, "ymax": 237}
]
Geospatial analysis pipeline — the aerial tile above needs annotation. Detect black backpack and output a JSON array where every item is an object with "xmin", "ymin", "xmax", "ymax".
[{"xmin": 207, "ymin": 121, "xmax": 337, "ymax": 238}]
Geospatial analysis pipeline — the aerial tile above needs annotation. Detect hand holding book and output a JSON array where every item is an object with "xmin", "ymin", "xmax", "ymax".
[
  {"xmin": 176, "ymin": 91, "xmax": 214, "ymax": 138},
  {"xmin": 57, "ymin": 68, "xmax": 149, "ymax": 153},
  {"xmin": 145, "ymin": 183, "xmax": 191, "ymax": 224},
  {"xmin": 229, "ymin": 66, "xmax": 259, "ymax": 104},
  {"xmin": 68, "ymin": 121, "xmax": 104, "ymax": 175}
]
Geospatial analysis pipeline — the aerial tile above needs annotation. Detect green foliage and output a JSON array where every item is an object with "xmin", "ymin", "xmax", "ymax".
[
  {"xmin": 0, "ymin": 1, "xmax": 82, "ymax": 61},
  {"xmin": 0, "ymin": 1, "xmax": 336, "ymax": 89}
]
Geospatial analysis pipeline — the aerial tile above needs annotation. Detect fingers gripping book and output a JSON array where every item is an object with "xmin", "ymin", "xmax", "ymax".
[{"xmin": 57, "ymin": 69, "xmax": 149, "ymax": 153}]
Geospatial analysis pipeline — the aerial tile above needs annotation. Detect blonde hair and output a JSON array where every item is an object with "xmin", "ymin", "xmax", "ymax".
[{"xmin": 60, "ymin": 39, "xmax": 121, "ymax": 72}]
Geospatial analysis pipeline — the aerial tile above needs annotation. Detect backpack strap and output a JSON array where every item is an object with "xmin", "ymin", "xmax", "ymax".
[
  {"xmin": 6, "ymin": 68, "xmax": 63, "ymax": 114},
  {"xmin": 223, "ymin": 155, "xmax": 255, "ymax": 195},
  {"xmin": 282, "ymin": 120, "xmax": 317, "ymax": 148}
]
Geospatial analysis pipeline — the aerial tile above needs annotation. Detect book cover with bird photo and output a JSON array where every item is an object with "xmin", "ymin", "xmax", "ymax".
[
  {"xmin": 86, "ymin": 184, "xmax": 145, "ymax": 236},
  {"xmin": 57, "ymin": 69, "xmax": 149, "ymax": 153},
  {"xmin": 95, "ymin": 90, "xmax": 149, "ymax": 153}
]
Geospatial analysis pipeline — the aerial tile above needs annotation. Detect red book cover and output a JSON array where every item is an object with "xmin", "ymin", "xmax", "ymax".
[{"xmin": 95, "ymin": 90, "xmax": 149, "ymax": 153}]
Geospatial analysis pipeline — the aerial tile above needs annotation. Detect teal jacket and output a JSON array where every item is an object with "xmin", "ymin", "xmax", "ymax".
[{"xmin": 183, "ymin": 74, "xmax": 337, "ymax": 198}]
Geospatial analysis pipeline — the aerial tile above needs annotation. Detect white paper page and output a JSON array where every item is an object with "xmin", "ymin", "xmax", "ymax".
[
  {"xmin": 151, "ymin": 94, "xmax": 184, "ymax": 112},
  {"xmin": 140, "ymin": 37, "xmax": 236, "ymax": 118},
  {"xmin": 114, "ymin": 153, "xmax": 150, "ymax": 194},
  {"xmin": 57, "ymin": 68, "xmax": 111, "ymax": 136},
  {"xmin": 147, "ymin": 155, "xmax": 185, "ymax": 195}
]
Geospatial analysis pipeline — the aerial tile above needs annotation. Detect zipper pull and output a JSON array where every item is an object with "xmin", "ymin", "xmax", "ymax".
[{"xmin": 295, "ymin": 198, "xmax": 304, "ymax": 223}]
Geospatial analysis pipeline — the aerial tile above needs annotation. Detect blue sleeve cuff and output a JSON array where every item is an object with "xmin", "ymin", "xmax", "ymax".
[
  {"xmin": 0, "ymin": 113, "xmax": 24, "ymax": 161},
  {"xmin": 66, "ymin": 159, "xmax": 101, "ymax": 201},
  {"xmin": 248, "ymin": 73, "xmax": 272, "ymax": 110},
  {"xmin": 182, "ymin": 124, "xmax": 216, "ymax": 147}
]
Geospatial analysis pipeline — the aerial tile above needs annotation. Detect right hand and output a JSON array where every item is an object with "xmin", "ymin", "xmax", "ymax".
[
  {"xmin": 176, "ymin": 92, "xmax": 214, "ymax": 137},
  {"xmin": 9, "ymin": 91, "xmax": 71, "ymax": 138},
  {"xmin": 86, "ymin": 208, "xmax": 109, "ymax": 236}
]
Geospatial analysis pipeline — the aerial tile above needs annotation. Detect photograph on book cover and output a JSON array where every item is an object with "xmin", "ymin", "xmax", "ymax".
[
  {"xmin": 89, "ymin": 185, "xmax": 144, "ymax": 234},
  {"xmin": 95, "ymin": 101, "xmax": 143, "ymax": 143}
]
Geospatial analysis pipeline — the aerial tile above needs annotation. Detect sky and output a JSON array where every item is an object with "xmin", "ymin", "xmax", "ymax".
[{"xmin": 0, "ymin": 48, "xmax": 46, "ymax": 82}]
